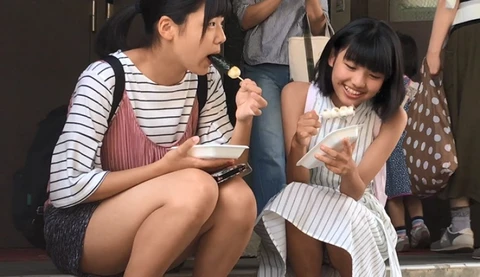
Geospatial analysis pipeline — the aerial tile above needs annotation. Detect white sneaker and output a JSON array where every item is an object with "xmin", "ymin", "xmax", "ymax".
[
  {"xmin": 430, "ymin": 226, "xmax": 474, "ymax": 253},
  {"xmin": 396, "ymin": 235, "xmax": 410, "ymax": 252},
  {"xmin": 410, "ymin": 223, "xmax": 430, "ymax": 249}
]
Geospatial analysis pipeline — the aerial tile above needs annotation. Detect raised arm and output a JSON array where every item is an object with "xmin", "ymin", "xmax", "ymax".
[
  {"xmin": 196, "ymin": 67, "xmax": 266, "ymax": 164},
  {"xmin": 233, "ymin": 0, "xmax": 282, "ymax": 31},
  {"xmin": 305, "ymin": 0, "xmax": 328, "ymax": 36},
  {"xmin": 427, "ymin": 0, "xmax": 459, "ymax": 75}
]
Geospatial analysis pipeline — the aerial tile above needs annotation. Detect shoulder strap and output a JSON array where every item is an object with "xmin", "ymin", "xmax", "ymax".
[
  {"xmin": 197, "ymin": 75, "xmax": 208, "ymax": 116},
  {"xmin": 103, "ymin": 55, "xmax": 125, "ymax": 124},
  {"xmin": 302, "ymin": 14, "xmax": 315, "ymax": 82}
]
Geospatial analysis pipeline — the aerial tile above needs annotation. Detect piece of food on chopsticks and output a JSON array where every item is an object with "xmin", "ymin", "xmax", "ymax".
[{"xmin": 208, "ymin": 54, "xmax": 243, "ymax": 81}]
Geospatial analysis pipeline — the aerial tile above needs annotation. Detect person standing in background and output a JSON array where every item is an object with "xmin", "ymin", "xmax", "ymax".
[
  {"xmin": 426, "ymin": 0, "xmax": 480, "ymax": 258},
  {"xmin": 386, "ymin": 32, "xmax": 431, "ymax": 253},
  {"xmin": 233, "ymin": 0, "xmax": 330, "ymax": 214}
]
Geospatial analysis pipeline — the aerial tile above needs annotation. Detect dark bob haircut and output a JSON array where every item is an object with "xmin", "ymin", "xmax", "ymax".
[
  {"xmin": 95, "ymin": 0, "xmax": 231, "ymax": 58},
  {"xmin": 396, "ymin": 31, "xmax": 419, "ymax": 79},
  {"xmin": 314, "ymin": 17, "xmax": 405, "ymax": 121}
]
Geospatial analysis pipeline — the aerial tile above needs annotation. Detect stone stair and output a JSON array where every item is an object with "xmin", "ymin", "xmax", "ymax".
[{"xmin": 2, "ymin": 254, "xmax": 480, "ymax": 277}]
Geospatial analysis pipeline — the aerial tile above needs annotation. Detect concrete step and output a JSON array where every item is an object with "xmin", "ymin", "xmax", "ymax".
[{"xmin": 2, "ymin": 254, "xmax": 480, "ymax": 277}]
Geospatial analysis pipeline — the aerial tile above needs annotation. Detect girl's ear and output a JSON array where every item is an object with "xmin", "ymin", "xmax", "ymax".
[
  {"xmin": 156, "ymin": 15, "xmax": 177, "ymax": 41},
  {"xmin": 328, "ymin": 51, "xmax": 336, "ymax": 67}
]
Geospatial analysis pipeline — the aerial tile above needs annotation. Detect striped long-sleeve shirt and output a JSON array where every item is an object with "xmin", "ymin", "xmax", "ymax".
[{"xmin": 49, "ymin": 51, "xmax": 233, "ymax": 208}]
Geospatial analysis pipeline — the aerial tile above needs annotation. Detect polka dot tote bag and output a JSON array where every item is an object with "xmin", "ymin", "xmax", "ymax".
[{"xmin": 403, "ymin": 58, "xmax": 458, "ymax": 197}]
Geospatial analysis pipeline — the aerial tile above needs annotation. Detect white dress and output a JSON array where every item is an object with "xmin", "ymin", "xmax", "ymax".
[{"xmin": 255, "ymin": 84, "xmax": 402, "ymax": 277}]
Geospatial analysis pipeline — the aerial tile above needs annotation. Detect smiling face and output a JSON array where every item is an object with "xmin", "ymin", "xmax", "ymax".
[
  {"xmin": 328, "ymin": 49, "xmax": 385, "ymax": 107},
  {"xmin": 156, "ymin": 3, "xmax": 227, "ymax": 75},
  {"xmin": 314, "ymin": 18, "xmax": 405, "ymax": 120}
]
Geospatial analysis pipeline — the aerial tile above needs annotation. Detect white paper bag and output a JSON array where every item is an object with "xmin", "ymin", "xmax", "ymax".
[{"xmin": 288, "ymin": 14, "xmax": 334, "ymax": 82}]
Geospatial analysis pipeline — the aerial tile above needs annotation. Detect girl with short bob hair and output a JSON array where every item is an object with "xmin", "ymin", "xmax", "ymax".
[
  {"xmin": 255, "ymin": 18, "xmax": 405, "ymax": 276},
  {"xmin": 43, "ymin": 0, "xmax": 267, "ymax": 276}
]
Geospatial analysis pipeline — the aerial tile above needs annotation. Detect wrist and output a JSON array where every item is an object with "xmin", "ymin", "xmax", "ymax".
[
  {"xmin": 291, "ymin": 139, "xmax": 307, "ymax": 151},
  {"xmin": 235, "ymin": 117, "xmax": 254, "ymax": 125},
  {"xmin": 151, "ymin": 157, "xmax": 173, "ymax": 176},
  {"xmin": 342, "ymin": 166, "xmax": 359, "ymax": 180}
]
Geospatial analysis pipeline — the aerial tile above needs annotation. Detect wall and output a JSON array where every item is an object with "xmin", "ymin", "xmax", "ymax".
[{"xmin": 330, "ymin": 0, "xmax": 351, "ymax": 30}]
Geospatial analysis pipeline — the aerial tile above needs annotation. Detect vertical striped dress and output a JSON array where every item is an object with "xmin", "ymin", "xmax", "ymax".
[{"xmin": 255, "ymin": 84, "xmax": 402, "ymax": 277}]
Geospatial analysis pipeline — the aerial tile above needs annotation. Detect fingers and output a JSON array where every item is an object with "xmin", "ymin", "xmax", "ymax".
[
  {"xmin": 325, "ymin": 164, "xmax": 343, "ymax": 175},
  {"xmin": 299, "ymin": 118, "xmax": 321, "ymax": 129},
  {"xmin": 320, "ymin": 145, "xmax": 340, "ymax": 160},
  {"xmin": 343, "ymin": 139, "xmax": 354, "ymax": 157},
  {"xmin": 299, "ymin": 111, "xmax": 321, "ymax": 128},
  {"xmin": 240, "ymin": 79, "xmax": 262, "ymax": 95},
  {"xmin": 238, "ymin": 93, "xmax": 267, "ymax": 117},
  {"xmin": 296, "ymin": 130, "xmax": 313, "ymax": 142},
  {"xmin": 316, "ymin": 157, "xmax": 348, "ymax": 176},
  {"xmin": 303, "ymin": 110, "xmax": 319, "ymax": 121},
  {"xmin": 302, "ymin": 126, "xmax": 319, "ymax": 137},
  {"xmin": 426, "ymin": 56, "xmax": 441, "ymax": 76},
  {"xmin": 177, "ymin": 136, "xmax": 200, "ymax": 154},
  {"xmin": 250, "ymin": 92, "xmax": 268, "ymax": 108},
  {"xmin": 314, "ymin": 152, "xmax": 339, "ymax": 167},
  {"xmin": 430, "ymin": 67, "xmax": 440, "ymax": 76},
  {"xmin": 196, "ymin": 158, "xmax": 235, "ymax": 170}
]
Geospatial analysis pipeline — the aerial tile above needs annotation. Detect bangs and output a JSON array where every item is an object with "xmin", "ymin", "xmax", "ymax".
[
  {"xmin": 204, "ymin": 0, "xmax": 231, "ymax": 22},
  {"xmin": 201, "ymin": 0, "xmax": 231, "ymax": 35},
  {"xmin": 343, "ymin": 34, "xmax": 393, "ymax": 78}
]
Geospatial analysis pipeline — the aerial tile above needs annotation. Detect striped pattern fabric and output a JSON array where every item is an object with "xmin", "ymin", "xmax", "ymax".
[
  {"xmin": 100, "ymin": 91, "xmax": 198, "ymax": 171},
  {"xmin": 255, "ymin": 84, "xmax": 402, "ymax": 277},
  {"xmin": 233, "ymin": 0, "xmax": 329, "ymax": 66},
  {"xmin": 48, "ymin": 51, "xmax": 233, "ymax": 208}
]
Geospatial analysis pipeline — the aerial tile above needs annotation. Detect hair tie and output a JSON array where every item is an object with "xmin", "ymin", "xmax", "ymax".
[{"xmin": 135, "ymin": 2, "xmax": 142, "ymax": 14}]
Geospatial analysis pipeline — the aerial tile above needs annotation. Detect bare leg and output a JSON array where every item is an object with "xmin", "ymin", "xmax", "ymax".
[
  {"xmin": 405, "ymin": 196, "xmax": 424, "ymax": 218},
  {"xmin": 286, "ymin": 221, "xmax": 323, "ymax": 277},
  {"xmin": 192, "ymin": 177, "xmax": 257, "ymax": 277},
  {"xmin": 387, "ymin": 197, "xmax": 411, "ymax": 251},
  {"xmin": 387, "ymin": 197, "xmax": 405, "ymax": 228},
  {"xmin": 80, "ymin": 168, "xmax": 220, "ymax": 276},
  {"xmin": 451, "ymin": 197, "xmax": 470, "ymax": 208},
  {"xmin": 405, "ymin": 196, "xmax": 431, "ymax": 249},
  {"xmin": 326, "ymin": 244, "xmax": 352, "ymax": 277}
]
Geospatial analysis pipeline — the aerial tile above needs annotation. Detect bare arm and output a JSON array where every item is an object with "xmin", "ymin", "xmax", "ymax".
[
  {"xmin": 305, "ymin": 0, "xmax": 327, "ymax": 36},
  {"xmin": 339, "ymin": 108, "xmax": 407, "ymax": 200},
  {"xmin": 85, "ymin": 160, "xmax": 170, "ymax": 203},
  {"xmin": 282, "ymin": 82, "xmax": 311, "ymax": 184},
  {"xmin": 88, "ymin": 137, "xmax": 232, "ymax": 203},
  {"xmin": 428, "ymin": 0, "xmax": 459, "ymax": 55},
  {"xmin": 239, "ymin": 0, "xmax": 282, "ymax": 30},
  {"xmin": 230, "ymin": 119, "xmax": 253, "ymax": 163},
  {"xmin": 227, "ymin": 77, "xmax": 267, "ymax": 163}
]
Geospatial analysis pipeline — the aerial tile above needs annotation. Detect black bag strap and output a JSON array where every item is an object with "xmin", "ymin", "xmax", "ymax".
[
  {"xmin": 103, "ymin": 55, "xmax": 125, "ymax": 124},
  {"xmin": 197, "ymin": 75, "xmax": 208, "ymax": 117},
  {"xmin": 302, "ymin": 14, "xmax": 315, "ymax": 83},
  {"xmin": 301, "ymin": 13, "xmax": 335, "ymax": 83}
]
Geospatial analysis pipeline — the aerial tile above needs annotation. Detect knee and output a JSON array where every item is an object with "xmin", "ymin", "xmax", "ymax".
[
  {"xmin": 217, "ymin": 178, "xmax": 257, "ymax": 230},
  {"xmin": 282, "ymin": 81, "xmax": 305, "ymax": 95},
  {"xmin": 281, "ymin": 81, "xmax": 309, "ymax": 105},
  {"xmin": 326, "ymin": 244, "xmax": 352, "ymax": 271},
  {"xmin": 170, "ymin": 169, "xmax": 219, "ymax": 224}
]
